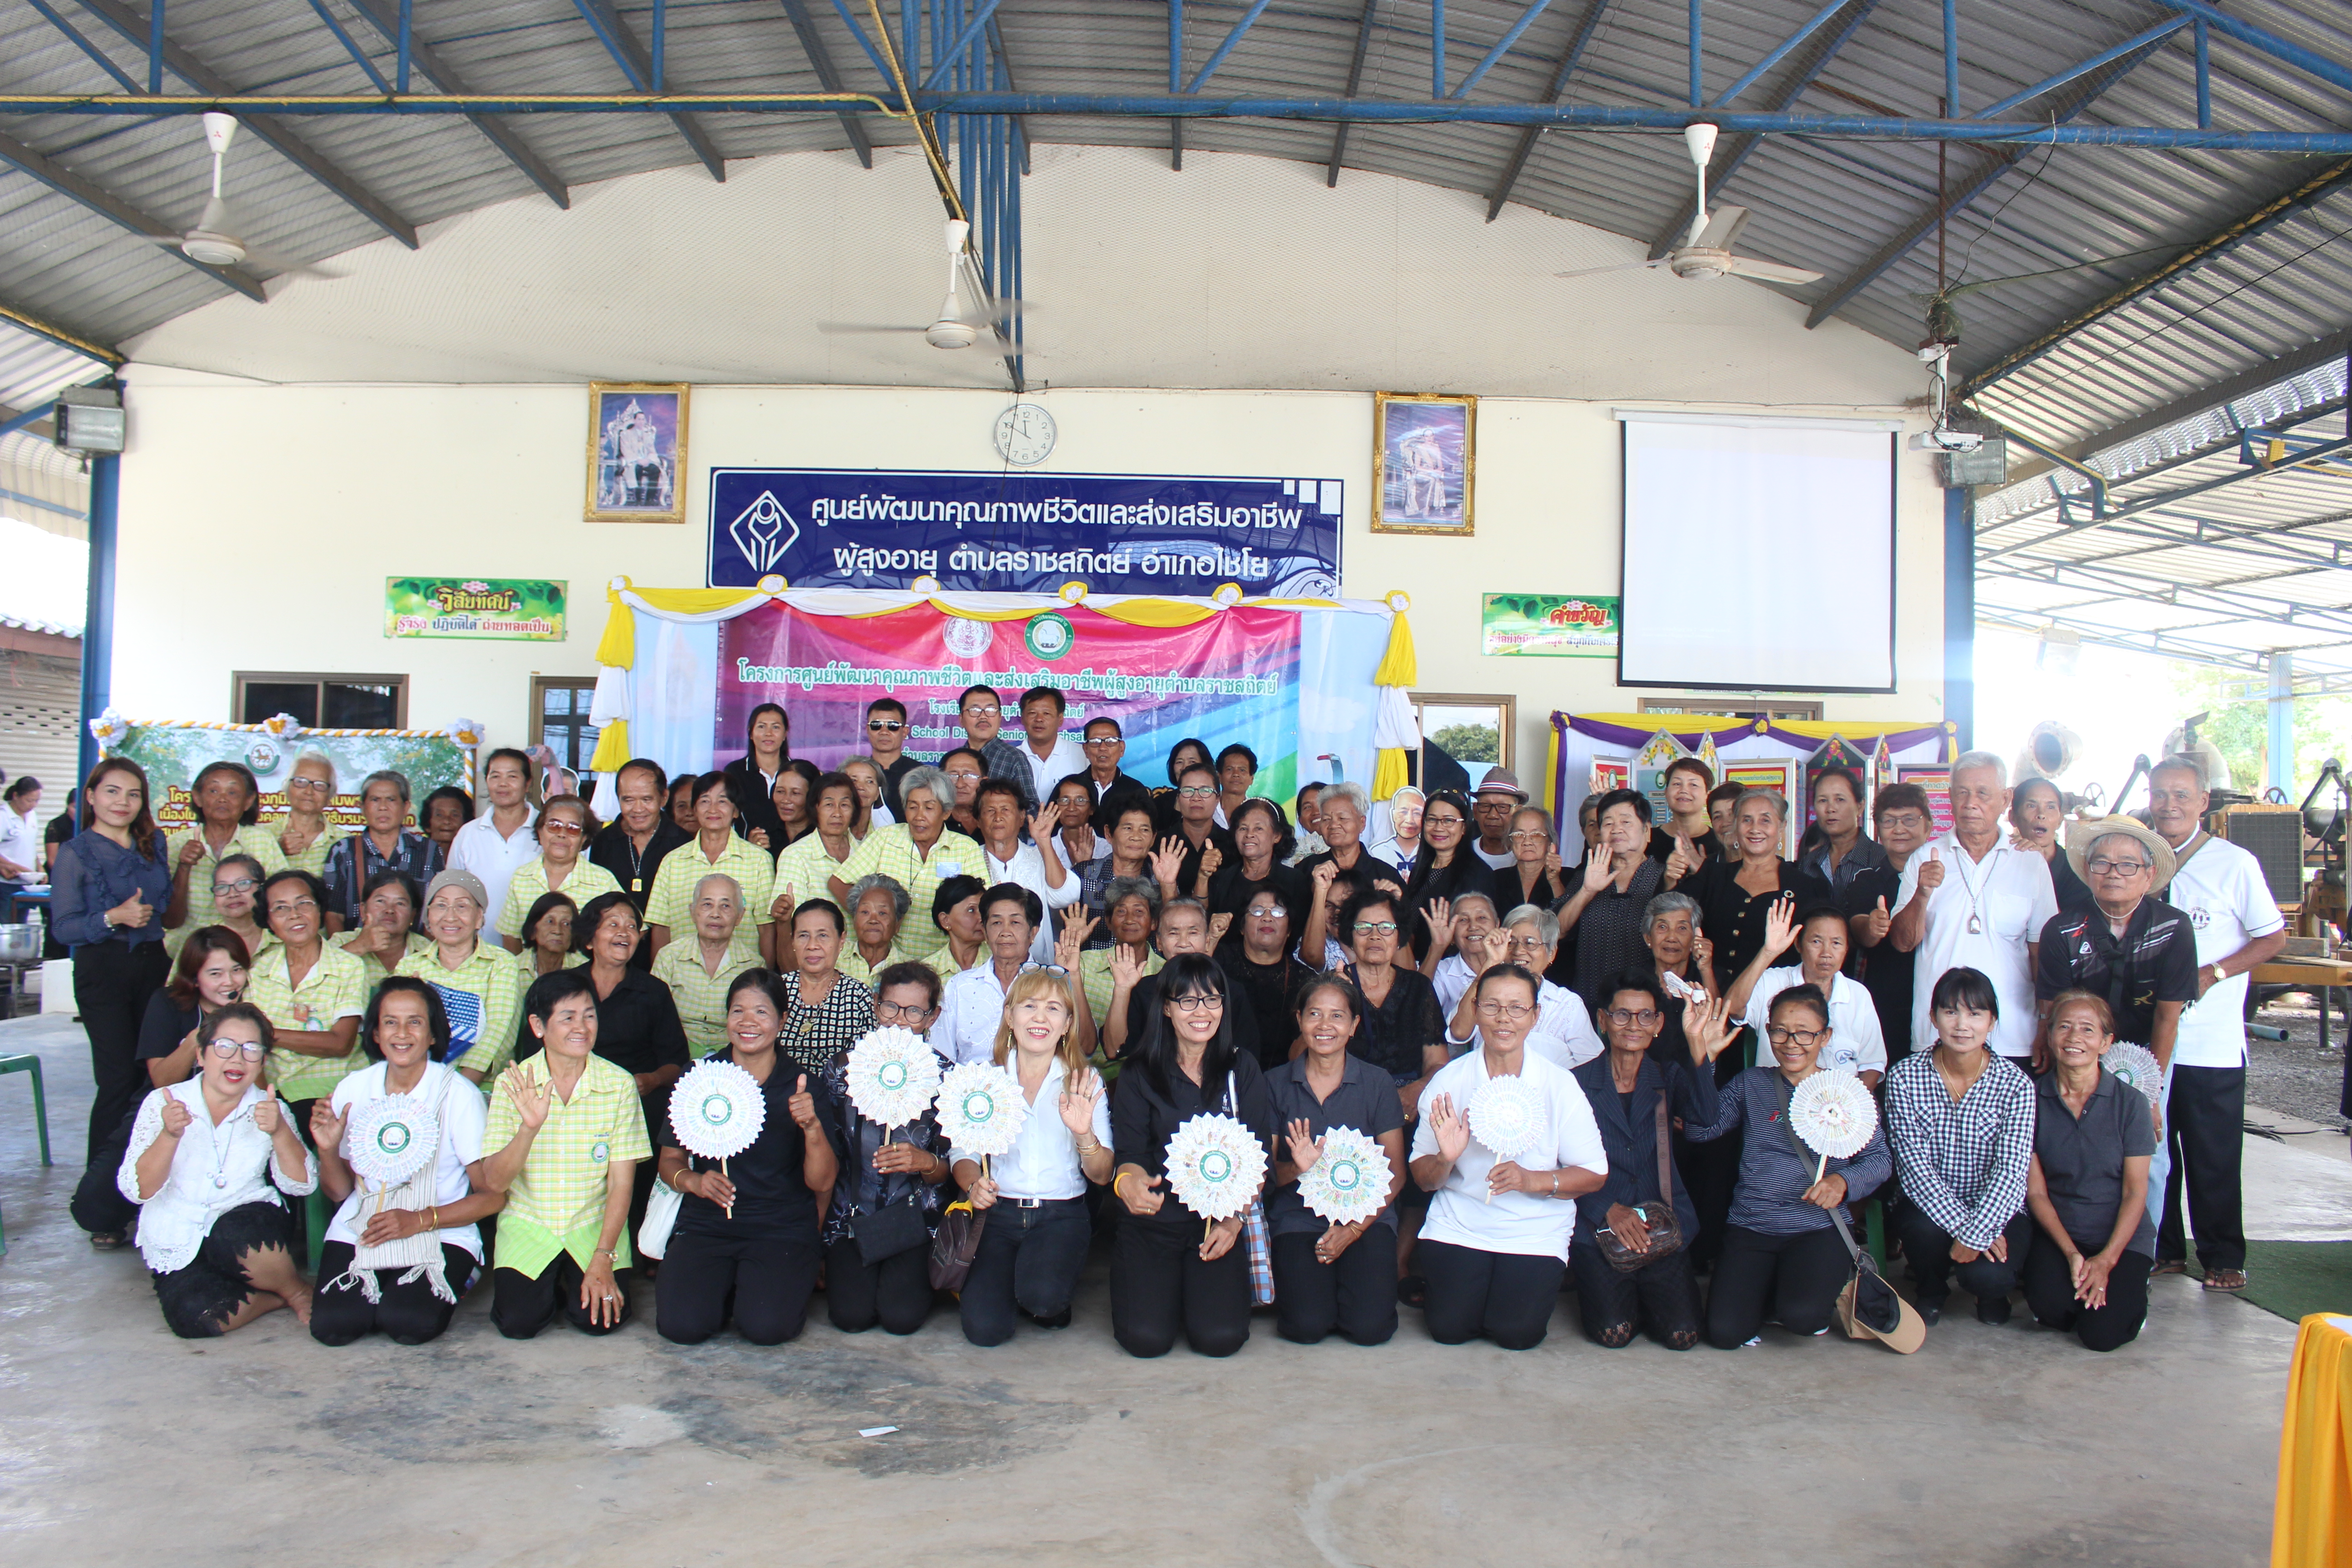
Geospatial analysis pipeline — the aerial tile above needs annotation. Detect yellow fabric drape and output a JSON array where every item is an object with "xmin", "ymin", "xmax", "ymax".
[
  {"xmin": 1568, "ymin": 712, "xmax": 1954, "ymax": 744},
  {"xmin": 2274, "ymin": 1313, "xmax": 2352, "ymax": 1567},
  {"xmin": 587, "ymin": 718, "xmax": 632, "ymax": 774},
  {"xmin": 1374, "ymin": 608, "xmax": 1419, "ymax": 687},
  {"xmin": 595, "ymin": 585, "xmax": 637, "ymax": 668}
]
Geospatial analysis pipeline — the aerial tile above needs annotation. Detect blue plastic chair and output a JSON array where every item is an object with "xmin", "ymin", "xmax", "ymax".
[{"xmin": 0, "ymin": 1053, "xmax": 50, "ymax": 1166}]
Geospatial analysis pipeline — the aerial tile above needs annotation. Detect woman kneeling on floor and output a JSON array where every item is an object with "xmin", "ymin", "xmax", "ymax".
[
  {"xmin": 1680, "ymin": 985, "xmax": 1892, "ymax": 1348},
  {"xmin": 479, "ymin": 969, "xmax": 651, "ymax": 1338},
  {"xmin": 656, "ymin": 969, "xmax": 841, "ymax": 1345},
  {"xmin": 2024, "ymin": 990, "xmax": 2156, "ymax": 1351},
  {"xmin": 309, "ymin": 978, "xmax": 505, "ymax": 1346},
  {"xmin": 118, "ymin": 1002, "xmax": 318, "ymax": 1337},
  {"xmin": 1408, "ymin": 964, "xmax": 1608, "ymax": 1350},
  {"xmin": 954, "ymin": 967, "xmax": 1112, "ymax": 1346}
]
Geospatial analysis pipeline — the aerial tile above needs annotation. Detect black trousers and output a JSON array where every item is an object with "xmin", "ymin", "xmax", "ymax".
[
  {"xmin": 491, "ymin": 1252, "xmax": 632, "ymax": 1338},
  {"xmin": 959, "ymin": 1198, "xmax": 1091, "ymax": 1347},
  {"xmin": 824, "ymin": 1236, "xmax": 934, "ymax": 1335},
  {"xmin": 149, "ymin": 1201, "xmax": 294, "ymax": 1338},
  {"xmin": 309, "ymin": 1242, "xmax": 477, "ymax": 1346},
  {"xmin": 2023, "ymin": 1230, "xmax": 2152, "ymax": 1352},
  {"xmin": 657, "ymin": 1230, "xmax": 819, "ymax": 1345},
  {"xmin": 1569, "ymin": 1239, "xmax": 1702, "ymax": 1349},
  {"xmin": 2159, "ymin": 1064, "xmax": 2246, "ymax": 1272},
  {"xmin": 1110, "ymin": 1217, "xmax": 1251, "ymax": 1357},
  {"xmin": 1705, "ymin": 1224, "xmax": 1851, "ymax": 1348},
  {"xmin": 70, "ymin": 1103, "xmax": 141, "ymax": 1239},
  {"xmin": 75, "ymin": 939, "xmax": 168, "ymax": 1169},
  {"xmin": 1416, "ymin": 1238, "xmax": 1565, "ymax": 1350},
  {"xmin": 1272, "ymin": 1226, "xmax": 1399, "ymax": 1346},
  {"xmin": 1896, "ymin": 1205, "xmax": 2032, "ymax": 1309}
]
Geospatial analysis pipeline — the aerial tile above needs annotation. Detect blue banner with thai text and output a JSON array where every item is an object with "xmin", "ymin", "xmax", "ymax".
[{"xmin": 706, "ymin": 468, "xmax": 1344, "ymax": 596}]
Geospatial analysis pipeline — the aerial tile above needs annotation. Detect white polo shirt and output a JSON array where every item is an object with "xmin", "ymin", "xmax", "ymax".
[
  {"xmin": 938, "ymin": 960, "xmax": 1018, "ymax": 1066},
  {"xmin": 1894, "ymin": 833, "xmax": 2056, "ymax": 1059},
  {"xmin": 448, "ymin": 807, "xmax": 539, "ymax": 933},
  {"xmin": 1739, "ymin": 965, "xmax": 1887, "ymax": 1076},
  {"xmin": 1017, "ymin": 737, "xmax": 1088, "ymax": 812},
  {"xmin": 1412, "ymin": 1049, "xmax": 1608, "ymax": 1261},
  {"xmin": 2161, "ymin": 831, "xmax": 2285, "ymax": 1069}
]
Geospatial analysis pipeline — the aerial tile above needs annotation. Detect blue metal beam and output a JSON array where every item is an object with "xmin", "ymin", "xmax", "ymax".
[
  {"xmin": 1452, "ymin": 0, "xmax": 1552, "ymax": 101},
  {"xmin": 1710, "ymin": 0, "xmax": 1847, "ymax": 109},
  {"xmin": 2146, "ymin": 0, "xmax": 2352, "ymax": 98},
  {"xmin": 568, "ymin": 0, "xmax": 727, "ymax": 179},
  {"xmin": 1433, "ymin": 0, "xmax": 1446, "ymax": 98},
  {"xmin": 0, "ymin": 301, "xmax": 122, "ymax": 367},
  {"xmin": 304, "ymin": 0, "xmax": 391, "ymax": 93},
  {"xmin": 1327, "ymin": 0, "xmax": 1382, "ymax": 185},
  {"xmin": 1187, "ymin": 0, "xmax": 1276, "ymax": 95},
  {"xmin": 777, "ymin": 0, "xmax": 876, "ymax": 167},
  {"xmin": 0, "ymin": 405, "xmax": 57, "ymax": 441},
  {"xmin": 24, "ymin": 0, "xmax": 141, "ymax": 94},
  {"xmin": 1648, "ymin": 0, "xmax": 1881, "ymax": 255},
  {"xmin": 1941, "ymin": 0, "xmax": 1957, "ymax": 113},
  {"xmin": 919, "ymin": 0, "xmax": 1003, "ymax": 91},
  {"xmin": 827, "ymin": 0, "xmax": 895, "ymax": 83},
  {"xmin": 1687, "ymin": 0, "xmax": 1701, "ymax": 107},
  {"xmin": 78, "ymin": 452, "xmax": 118, "ymax": 792},
  {"xmin": 1483, "ymin": 0, "xmax": 1612, "ymax": 220},
  {"xmin": 1970, "ymin": 16, "xmax": 2189, "ymax": 122},
  {"xmin": 343, "ymin": 0, "xmax": 568, "ymax": 207}
]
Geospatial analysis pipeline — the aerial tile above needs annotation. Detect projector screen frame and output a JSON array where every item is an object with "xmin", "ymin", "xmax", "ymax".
[{"xmin": 1612, "ymin": 417, "xmax": 1901, "ymax": 696}]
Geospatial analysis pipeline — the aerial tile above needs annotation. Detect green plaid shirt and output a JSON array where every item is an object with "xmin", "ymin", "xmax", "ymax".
[
  {"xmin": 646, "ymin": 835, "xmax": 774, "ymax": 959},
  {"xmin": 495, "ymin": 857, "xmax": 625, "ymax": 941},
  {"xmin": 397, "ymin": 941, "xmax": 525, "ymax": 1079},
  {"xmin": 836, "ymin": 827, "xmax": 983, "ymax": 963},
  {"xmin": 652, "ymin": 939, "xmax": 763, "ymax": 1058},
  {"xmin": 165, "ymin": 824, "xmax": 286, "ymax": 959},
  {"xmin": 484, "ymin": 1052, "xmax": 653, "ymax": 1278},
  {"xmin": 248, "ymin": 941, "xmax": 368, "ymax": 1102}
]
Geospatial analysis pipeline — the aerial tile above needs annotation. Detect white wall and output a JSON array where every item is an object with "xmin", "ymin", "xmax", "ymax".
[{"xmin": 111, "ymin": 374, "xmax": 1949, "ymax": 784}]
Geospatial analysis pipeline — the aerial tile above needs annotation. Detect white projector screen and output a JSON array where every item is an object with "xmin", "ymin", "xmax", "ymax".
[{"xmin": 1617, "ymin": 413, "xmax": 1897, "ymax": 692}]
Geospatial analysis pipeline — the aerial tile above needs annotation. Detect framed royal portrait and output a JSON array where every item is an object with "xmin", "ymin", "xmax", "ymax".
[
  {"xmin": 585, "ymin": 382, "xmax": 689, "ymax": 523},
  {"xmin": 1372, "ymin": 391, "xmax": 1475, "ymax": 535}
]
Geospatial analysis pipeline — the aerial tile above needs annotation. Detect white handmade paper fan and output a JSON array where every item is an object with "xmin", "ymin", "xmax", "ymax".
[
  {"xmin": 1790, "ymin": 1070, "xmax": 1878, "ymax": 1163},
  {"xmin": 347, "ymin": 1093, "xmax": 438, "ymax": 1186},
  {"xmin": 670, "ymin": 1058, "xmax": 767, "ymax": 1160},
  {"xmin": 1297, "ymin": 1125, "xmax": 1393, "ymax": 1228},
  {"xmin": 843, "ymin": 1026, "xmax": 943, "ymax": 1129},
  {"xmin": 2102, "ymin": 1044, "xmax": 2165, "ymax": 1134},
  {"xmin": 935, "ymin": 1061, "xmax": 1029, "ymax": 1157},
  {"xmin": 1466, "ymin": 1074, "xmax": 1549, "ymax": 1162},
  {"xmin": 1164, "ymin": 1112, "xmax": 1268, "ymax": 1221}
]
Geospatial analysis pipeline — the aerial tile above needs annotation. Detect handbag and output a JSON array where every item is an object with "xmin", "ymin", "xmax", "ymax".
[
  {"xmin": 929, "ymin": 1200, "xmax": 986, "ymax": 1292},
  {"xmin": 1593, "ymin": 1090, "xmax": 1685, "ymax": 1274},
  {"xmin": 852, "ymin": 1194, "xmax": 930, "ymax": 1267},
  {"xmin": 638, "ymin": 1175, "xmax": 682, "ymax": 1261}
]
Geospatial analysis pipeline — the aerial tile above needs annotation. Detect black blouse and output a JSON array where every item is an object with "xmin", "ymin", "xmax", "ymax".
[
  {"xmin": 663, "ymin": 1048, "xmax": 843, "ymax": 1245},
  {"xmin": 1217, "ymin": 948, "xmax": 1315, "ymax": 1069},
  {"xmin": 1683, "ymin": 856, "xmax": 1831, "ymax": 992},
  {"xmin": 1110, "ymin": 1050, "xmax": 1278, "ymax": 1228},
  {"xmin": 1346, "ymin": 965, "xmax": 1444, "ymax": 1083}
]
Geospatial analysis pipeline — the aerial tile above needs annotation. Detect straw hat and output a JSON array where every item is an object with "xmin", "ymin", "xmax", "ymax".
[{"xmin": 2062, "ymin": 815, "xmax": 2178, "ymax": 888}]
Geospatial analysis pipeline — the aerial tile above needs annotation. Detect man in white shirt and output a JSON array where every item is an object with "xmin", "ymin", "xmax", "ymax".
[
  {"xmin": 2145, "ymin": 753, "xmax": 2288, "ymax": 1289},
  {"xmin": 1727, "ymin": 903, "xmax": 1886, "ymax": 1086},
  {"xmin": 1014, "ymin": 686, "xmax": 1087, "ymax": 811},
  {"xmin": 938, "ymin": 884, "xmax": 1050, "ymax": 1066},
  {"xmin": 447, "ymin": 748, "xmax": 539, "ymax": 934},
  {"xmin": 1886, "ymin": 750, "xmax": 2056, "ymax": 1061}
]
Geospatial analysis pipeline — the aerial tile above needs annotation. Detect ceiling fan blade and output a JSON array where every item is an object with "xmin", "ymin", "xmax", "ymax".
[
  {"xmin": 816, "ymin": 322, "xmax": 929, "ymax": 336},
  {"xmin": 1554, "ymin": 259, "xmax": 1662, "ymax": 280},
  {"xmin": 1723, "ymin": 255, "xmax": 1825, "ymax": 286},
  {"xmin": 247, "ymin": 251, "xmax": 348, "ymax": 280},
  {"xmin": 1694, "ymin": 204, "xmax": 1751, "ymax": 252}
]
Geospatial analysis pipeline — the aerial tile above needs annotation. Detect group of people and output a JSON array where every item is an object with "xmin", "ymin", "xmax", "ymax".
[{"xmin": 48, "ymin": 691, "xmax": 2276, "ymax": 1358}]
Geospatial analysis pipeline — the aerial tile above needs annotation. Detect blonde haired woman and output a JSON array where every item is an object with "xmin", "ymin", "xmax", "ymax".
[{"xmin": 951, "ymin": 968, "xmax": 1112, "ymax": 1345}]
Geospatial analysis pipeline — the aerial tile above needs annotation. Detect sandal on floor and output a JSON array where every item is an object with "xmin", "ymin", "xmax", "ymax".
[
  {"xmin": 2151, "ymin": 1259, "xmax": 2187, "ymax": 1276},
  {"xmin": 87, "ymin": 1231, "xmax": 129, "ymax": 1251},
  {"xmin": 2202, "ymin": 1268, "xmax": 2248, "ymax": 1291}
]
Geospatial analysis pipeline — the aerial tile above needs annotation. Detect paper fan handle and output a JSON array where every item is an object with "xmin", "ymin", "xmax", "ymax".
[
  {"xmin": 1813, "ymin": 1151, "xmax": 1828, "ymax": 1187},
  {"xmin": 722, "ymin": 1156, "xmax": 732, "ymax": 1220}
]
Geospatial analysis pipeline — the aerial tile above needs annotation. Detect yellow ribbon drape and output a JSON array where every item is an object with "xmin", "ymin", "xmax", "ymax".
[
  {"xmin": 587, "ymin": 719, "xmax": 632, "ymax": 774},
  {"xmin": 2274, "ymin": 1313, "xmax": 2352, "ymax": 1567}
]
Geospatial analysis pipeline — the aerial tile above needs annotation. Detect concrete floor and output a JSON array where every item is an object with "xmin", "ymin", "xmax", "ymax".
[{"xmin": 0, "ymin": 1012, "xmax": 2307, "ymax": 1568}]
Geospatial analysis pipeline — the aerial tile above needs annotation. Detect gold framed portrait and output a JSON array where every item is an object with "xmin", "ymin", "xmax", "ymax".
[
  {"xmin": 1372, "ymin": 391, "xmax": 1475, "ymax": 535},
  {"xmin": 585, "ymin": 382, "xmax": 689, "ymax": 523}
]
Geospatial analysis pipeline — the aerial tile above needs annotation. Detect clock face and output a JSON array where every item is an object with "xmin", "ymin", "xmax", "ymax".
[{"xmin": 994, "ymin": 402, "xmax": 1056, "ymax": 466}]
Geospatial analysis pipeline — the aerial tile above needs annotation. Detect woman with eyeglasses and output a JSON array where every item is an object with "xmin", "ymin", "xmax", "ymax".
[
  {"xmin": 654, "ymin": 968, "xmax": 842, "ymax": 1345},
  {"xmin": 248, "ymin": 868, "xmax": 369, "ymax": 1124},
  {"xmin": 1045, "ymin": 776, "xmax": 1105, "ymax": 909},
  {"xmin": 1219, "ymin": 885, "xmax": 1315, "ymax": 1068},
  {"xmin": 308, "ymin": 978, "xmax": 505, "ymax": 1346},
  {"xmin": 1673, "ymin": 788, "xmax": 1829, "ymax": 995},
  {"xmin": 1080, "ymin": 877, "xmax": 1162, "ymax": 1078},
  {"xmin": 396, "ymin": 869, "xmax": 524, "ymax": 1085},
  {"xmin": 1110, "ymin": 951, "xmax": 1278, "ymax": 1358},
  {"xmin": 776, "ymin": 898, "xmax": 877, "ymax": 1079},
  {"xmin": 162, "ymin": 760, "xmax": 286, "ymax": 957},
  {"xmin": 1440, "ymin": 906, "xmax": 1603, "ymax": 1071},
  {"xmin": 938, "ymin": 748, "xmax": 988, "ymax": 839},
  {"xmin": 204, "ymin": 852, "xmax": 274, "ymax": 968},
  {"xmin": 270, "ymin": 750, "xmax": 345, "ymax": 877},
  {"xmin": 1403, "ymin": 789, "xmax": 1485, "ymax": 957},
  {"xmin": 334, "ymin": 867, "xmax": 431, "ymax": 990},
  {"xmin": 956, "ymin": 969, "xmax": 1113, "ymax": 1345},
  {"xmin": 871, "ymin": 960, "xmax": 945, "ymax": 1041},
  {"xmin": 1678, "ymin": 984, "xmax": 1893, "ymax": 1348},
  {"xmin": 1295, "ymin": 783, "xmax": 1409, "ymax": 969},
  {"xmin": 1326, "ymin": 888, "xmax": 1447, "ymax": 1302},
  {"xmin": 773, "ymin": 770, "xmax": 868, "ymax": 933},
  {"xmin": 515, "ymin": 891, "xmax": 578, "ymax": 983},
  {"xmin": 119, "ymin": 1002, "xmax": 318, "ymax": 1336},
  {"xmin": 1410, "ymin": 963, "xmax": 1609, "ymax": 1349},
  {"xmin": 1267, "ymin": 975, "xmax": 1407, "ymax": 1345},
  {"xmin": 495, "ymin": 795, "xmax": 621, "ymax": 956},
  {"xmin": 723, "ymin": 702, "xmax": 794, "ymax": 850},
  {"xmin": 1490, "ymin": 805, "xmax": 1569, "ymax": 918},
  {"xmin": 1568, "ymin": 975, "xmax": 1714, "ymax": 1350},
  {"xmin": 839, "ymin": 872, "xmax": 911, "ymax": 985},
  {"xmin": 1152, "ymin": 764, "xmax": 1237, "ymax": 909}
]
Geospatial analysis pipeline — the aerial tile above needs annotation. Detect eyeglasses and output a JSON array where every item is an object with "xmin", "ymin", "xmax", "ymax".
[
  {"xmin": 1508, "ymin": 831, "xmax": 1550, "ymax": 843},
  {"xmin": 1505, "ymin": 935, "xmax": 1546, "ymax": 953},
  {"xmin": 1606, "ymin": 1008, "xmax": 1662, "ymax": 1027},
  {"xmin": 945, "ymin": 769, "xmax": 982, "ymax": 782},
  {"xmin": 267, "ymin": 898, "xmax": 318, "ymax": 916},
  {"xmin": 1425, "ymin": 813, "xmax": 1465, "ymax": 828},
  {"xmin": 1178, "ymin": 785, "xmax": 1216, "ymax": 799},
  {"xmin": 1019, "ymin": 961, "xmax": 1070, "ymax": 978},
  {"xmin": 1766, "ymin": 1026, "xmax": 1826, "ymax": 1047},
  {"xmin": 1250, "ymin": 904, "xmax": 1289, "ymax": 918},
  {"xmin": 205, "ymin": 1038, "xmax": 268, "ymax": 1062},
  {"xmin": 539, "ymin": 819, "xmax": 586, "ymax": 838},
  {"xmin": 1168, "ymin": 992, "xmax": 1224, "ymax": 1012},
  {"xmin": 961, "ymin": 704, "xmax": 1000, "ymax": 718},
  {"xmin": 867, "ymin": 720, "xmax": 905, "ymax": 733},
  {"xmin": 211, "ymin": 877, "xmax": 258, "ymax": 895},
  {"xmin": 1352, "ymin": 920, "xmax": 1399, "ymax": 935},
  {"xmin": 1084, "ymin": 736, "xmax": 1121, "ymax": 748},
  {"xmin": 2086, "ymin": 857, "xmax": 2150, "ymax": 876},
  {"xmin": 286, "ymin": 776, "xmax": 331, "ymax": 793},
  {"xmin": 874, "ymin": 1000, "xmax": 937, "ymax": 1023},
  {"xmin": 1477, "ymin": 1000, "xmax": 1534, "ymax": 1021}
]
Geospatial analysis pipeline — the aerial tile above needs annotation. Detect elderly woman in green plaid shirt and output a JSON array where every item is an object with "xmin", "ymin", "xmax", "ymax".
[{"xmin": 481, "ymin": 969, "xmax": 652, "ymax": 1338}]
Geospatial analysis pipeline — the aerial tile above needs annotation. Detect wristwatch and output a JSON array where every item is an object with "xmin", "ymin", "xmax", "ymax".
[{"xmin": 2205, "ymin": 961, "xmax": 2226, "ymax": 987}]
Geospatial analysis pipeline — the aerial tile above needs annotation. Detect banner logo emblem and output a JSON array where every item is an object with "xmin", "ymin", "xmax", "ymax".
[{"xmin": 728, "ymin": 492, "xmax": 799, "ymax": 574}]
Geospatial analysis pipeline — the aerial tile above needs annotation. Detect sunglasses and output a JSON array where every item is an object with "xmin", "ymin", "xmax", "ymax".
[{"xmin": 867, "ymin": 720, "xmax": 906, "ymax": 733}]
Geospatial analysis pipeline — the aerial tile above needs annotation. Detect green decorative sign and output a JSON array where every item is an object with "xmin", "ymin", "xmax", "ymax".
[
  {"xmin": 386, "ymin": 578, "xmax": 567, "ymax": 642},
  {"xmin": 1023, "ymin": 611, "xmax": 1075, "ymax": 661},
  {"xmin": 1481, "ymin": 593, "xmax": 1619, "ymax": 658},
  {"xmin": 108, "ymin": 723, "xmax": 472, "ymax": 834}
]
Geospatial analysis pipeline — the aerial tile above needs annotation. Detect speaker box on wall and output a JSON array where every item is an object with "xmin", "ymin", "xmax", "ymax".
[{"xmin": 2215, "ymin": 805, "xmax": 2304, "ymax": 908}]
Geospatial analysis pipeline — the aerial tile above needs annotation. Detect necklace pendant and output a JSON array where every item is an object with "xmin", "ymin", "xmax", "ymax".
[
  {"xmin": 1966, "ymin": 913, "xmax": 1983, "ymax": 935},
  {"xmin": 213, "ymin": 1175, "xmax": 228, "ymax": 1189}
]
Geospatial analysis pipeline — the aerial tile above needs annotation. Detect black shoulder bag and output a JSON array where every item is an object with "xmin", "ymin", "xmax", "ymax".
[{"xmin": 1594, "ymin": 1082, "xmax": 1685, "ymax": 1273}]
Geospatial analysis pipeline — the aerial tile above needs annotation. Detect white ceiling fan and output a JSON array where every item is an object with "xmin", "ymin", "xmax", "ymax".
[
  {"xmin": 1557, "ymin": 123, "xmax": 1824, "ymax": 286},
  {"xmin": 126, "ymin": 113, "xmax": 343, "ymax": 277},
  {"xmin": 818, "ymin": 216, "xmax": 1031, "ymax": 354}
]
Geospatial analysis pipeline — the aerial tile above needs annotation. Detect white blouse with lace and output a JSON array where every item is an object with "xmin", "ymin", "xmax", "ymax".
[{"xmin": 118, "ymin": 1081, "xmax": 318, "ymax": 1274}]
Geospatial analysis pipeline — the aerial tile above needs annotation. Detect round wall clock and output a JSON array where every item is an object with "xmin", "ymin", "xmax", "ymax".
[{"xmin": 993, "ymin": 402, "xmax": 1056, "ymax": 466}]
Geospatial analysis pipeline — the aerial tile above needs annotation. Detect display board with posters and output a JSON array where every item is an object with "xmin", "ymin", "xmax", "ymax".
[
  {"xmin": 100, "ymin": 720, "xmax": 475, "ymax": 833},
  {"xmin": 1898, "ymin": 765, "xmax": 1955, "ymax": 838}
]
